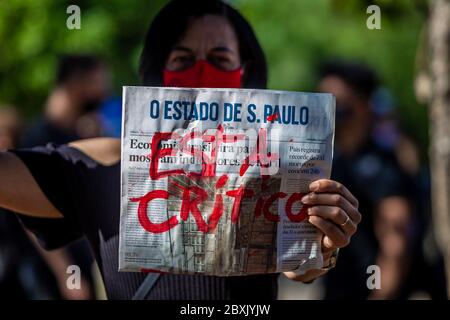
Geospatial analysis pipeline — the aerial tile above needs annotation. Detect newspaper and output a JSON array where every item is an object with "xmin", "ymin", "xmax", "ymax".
[{"xmin": 119, "ymin": 86, "xmax": 335, "ymax": 276}]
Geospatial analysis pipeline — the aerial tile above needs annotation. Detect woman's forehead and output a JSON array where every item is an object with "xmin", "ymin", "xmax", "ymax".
[{"xmin": 176, "ymin": 14, "xmax": 239, "ymax": 52}]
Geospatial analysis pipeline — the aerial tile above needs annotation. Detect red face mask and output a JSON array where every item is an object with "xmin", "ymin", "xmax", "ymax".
[{"xmin": 163, "ymin": 60, "xmax": 243, "ymax": 88}]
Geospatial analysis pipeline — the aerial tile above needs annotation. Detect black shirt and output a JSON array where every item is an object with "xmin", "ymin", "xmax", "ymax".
[{"xmin": 12, "ymin": 144, "xmax": 279, "ymax": 300}]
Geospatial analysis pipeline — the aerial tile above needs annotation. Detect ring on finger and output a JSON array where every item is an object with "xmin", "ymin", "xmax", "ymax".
[{"xmin": 340, "ymin": 215, "xmax": 351, "ymax": 228}]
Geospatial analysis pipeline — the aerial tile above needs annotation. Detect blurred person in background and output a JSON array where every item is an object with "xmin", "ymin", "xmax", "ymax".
[
  {"xmin": 371, "ymin": 87, "xmax": 422, "ymax": 177},
  {"xmin": 371, "ymin": 86, "xmax": 447, "ymax": 299},
  {"xmin": 0, "ymin": 106, "xmax": 61, "ymax": 299},
  {"xmin": 21, "ymin": 54, "xmax": 108, "ymax": 147},
  {"xmin": 18, "ymin": 54, "xmax": 111, "ymax": 300},
  {"xmin": 0, "ymin": 107, "xmax": 21, "ymax": 150},
  {"xmin": 317, "ymin": 61, "xmax": 415, "ymax": 299}
]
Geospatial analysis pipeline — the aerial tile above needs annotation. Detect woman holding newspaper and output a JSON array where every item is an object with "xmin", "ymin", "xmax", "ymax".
[{"xmin": 0, "ymin": 0, "xmax": 360, "ymax": 299}]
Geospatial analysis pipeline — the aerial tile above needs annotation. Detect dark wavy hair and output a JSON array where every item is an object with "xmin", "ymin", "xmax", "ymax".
[{"xmin": 139, "ymin": 0, "xmax": 267, "ymax": 89}]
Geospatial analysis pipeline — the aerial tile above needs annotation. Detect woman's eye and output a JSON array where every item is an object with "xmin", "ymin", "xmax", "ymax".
[
  {"xmin": 173, "ymin": 56, "xmax": 191, "ymax": 64},
  {"xmin": 210, "ymin": 56, "xmax": 230, "ymax": 64},
  {"xmin": 166, "ymin": 55, "xmax": 195, "ymax": 71},
  {"xmin": 167, "ymin": 55, "xmax": 195, "ymax": 71},
  {"xmin": 209, "ymin": 56, "xmax": 234, "ymax": 70}
]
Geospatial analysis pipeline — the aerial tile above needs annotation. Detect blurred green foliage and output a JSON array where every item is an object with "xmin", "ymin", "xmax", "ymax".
[
  {"xmin": 0, "ymin": 0, "xmax": 166, "ymax": 115},
  {"xmin": 0, "ymin": 0, "xmax": 428, "ymax": 153}
]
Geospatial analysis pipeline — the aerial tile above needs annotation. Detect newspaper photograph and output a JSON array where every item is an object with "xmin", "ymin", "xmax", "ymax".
[{"xmin": 119, "ymin": 86, "xmax": 335, "ymax": 276}]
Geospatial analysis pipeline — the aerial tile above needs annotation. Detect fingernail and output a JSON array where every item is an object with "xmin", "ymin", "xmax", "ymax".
[
  {"xmin": 301, "ymin": 194, "xmax": 310, "ymax": 204},
  {"xmin": 310, "ymin": 181, "xmax": 319, "ymax": 191},
  {"xmin": 307, "ymin": 207, "xmax": 313, "ymax": 215}
]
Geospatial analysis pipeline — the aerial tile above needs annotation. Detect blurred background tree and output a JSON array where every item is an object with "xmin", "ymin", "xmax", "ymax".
[
  {"xmin": 0, "ymin": 0, "xmax": 428, "ymax": 154},
  {"xmin": 426, "ymin": 0, "xmax": 450, "ymax": 297}
]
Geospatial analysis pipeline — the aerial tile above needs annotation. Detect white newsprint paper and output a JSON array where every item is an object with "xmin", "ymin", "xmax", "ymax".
[{"xmin": 119, "ymin": 86, "xmax": 335, "ymax": 276}]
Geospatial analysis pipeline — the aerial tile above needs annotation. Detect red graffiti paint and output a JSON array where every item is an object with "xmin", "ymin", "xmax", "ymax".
[
  {"xmin": 132, "ymin": 189, "xmax": 178, "ymax": 233},
  {"xmin": 133, "ymin": 127, "xmax": 307, "ymax": 234},
  {"xmin": 286, "ymin": 192, "xmax": 309, "ymax": 222},
  {"xmin": 226, "ymin": 185, "xmax": 255, "ymax": 223},
  {"xmin": 240, "ymin": 128, "xmax": 279, "ymax": 177},
  {"xmin": 262, "ymin": 192, "xmax": 286, "ymax": 222},
  {"xmin": 267, "ymin": 112, "xmax": 279, "ymax": 122},
  {"xmin": 207, "ymin": 175, "xmax": 228, "ymax": 231},
  {"xmin": 149, "ymin": 132, "xmax": 183, "ymax": 180}
]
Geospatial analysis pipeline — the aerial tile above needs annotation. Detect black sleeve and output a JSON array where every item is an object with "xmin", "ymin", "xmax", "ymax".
[{"xmin": 10, "ymin": 143, "xmax": 101, "ymax": 250}]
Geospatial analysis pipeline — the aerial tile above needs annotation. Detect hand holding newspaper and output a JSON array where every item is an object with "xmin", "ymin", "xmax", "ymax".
[{"xmin": 119, "ymin": 87, "xmax": 335, "ymax": 276}]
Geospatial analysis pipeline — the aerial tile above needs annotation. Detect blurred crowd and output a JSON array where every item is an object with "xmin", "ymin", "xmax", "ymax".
[
  {"xmin": 0, "ymin": 55, "xmax": 118, "ymax": 300},
  {"xmin": 0, "ymin": 54, "xmax": 447, "ymax": 299},
  {"xmin": 317, "ymin": 61, "xmax": 446, "ymax": 299}
]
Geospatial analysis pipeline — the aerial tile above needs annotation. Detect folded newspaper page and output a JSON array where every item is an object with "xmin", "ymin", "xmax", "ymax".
[{"xmin": 119, "ymin": 86, "xmax": 335, "ymax": 276}]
